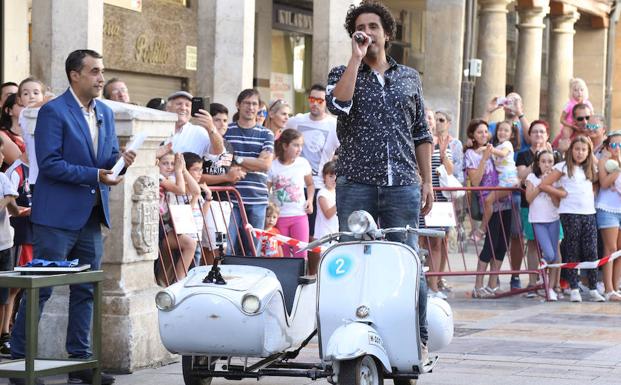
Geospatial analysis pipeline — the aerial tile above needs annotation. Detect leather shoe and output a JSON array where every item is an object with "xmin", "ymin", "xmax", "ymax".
[
  {"xmin": 9, "ymin": 378, "xmax": 44, "ymax": 385},
  {"xmin": 68, "ymin": 369, "xmax": 115, "ymax": 384}
]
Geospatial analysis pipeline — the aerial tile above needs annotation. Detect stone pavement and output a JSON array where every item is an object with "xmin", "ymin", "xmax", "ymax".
[{"xmin": 2, "ymin": 269, "xmax": 620, "ymax": 384}]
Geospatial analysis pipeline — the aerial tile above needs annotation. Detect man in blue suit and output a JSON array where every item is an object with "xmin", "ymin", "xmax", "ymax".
[{"xmin": 9, "ymin": 50, "xmax": 135, "ymax": 385}]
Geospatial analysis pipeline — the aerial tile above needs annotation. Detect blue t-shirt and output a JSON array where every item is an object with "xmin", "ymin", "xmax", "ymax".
[
  {"xmin": 224, "ymin": 123, "xmax": 274, "ymax": 206},
  {"xmin": 488, "ymin": 121, "xmax": 530, "ymax": 160}
]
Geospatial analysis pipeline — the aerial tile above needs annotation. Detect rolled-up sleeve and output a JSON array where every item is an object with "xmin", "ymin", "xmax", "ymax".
[{"xmin": 326, "ymin": 65, "xmax": 353, "ymax": 116}]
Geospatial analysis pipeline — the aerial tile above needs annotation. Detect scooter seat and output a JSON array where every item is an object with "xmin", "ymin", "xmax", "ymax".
[{"xmin": 222, "ymin": 256, "xmax": 305, "ymax": 315}]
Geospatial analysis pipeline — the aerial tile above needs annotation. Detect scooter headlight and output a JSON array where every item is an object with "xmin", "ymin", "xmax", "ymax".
[
  {"xmin": 347, "ymin": 211, "xmax": 376, "ymax": 235},
  {"xmin": 242, "ymin": 294, "xmax": 261, "ymax": 314},
  {"xmin": 155, "ymin": 291, "xmax": 175, "ymax": 311}
]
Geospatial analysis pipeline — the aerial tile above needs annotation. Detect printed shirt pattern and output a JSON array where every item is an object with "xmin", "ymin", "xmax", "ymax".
[
  {"xmin": 224, "ymin": 123, "xmax": 274, "ymax": 206},
  {"xmin": 326, "ymin": 56, "xmax": 432, "ymax": 186}
]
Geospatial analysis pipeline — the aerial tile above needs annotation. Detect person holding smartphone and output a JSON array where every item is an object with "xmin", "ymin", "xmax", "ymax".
[{"xmin": 159, "ymin": 91, "xmax": 224, "ymax": 158}]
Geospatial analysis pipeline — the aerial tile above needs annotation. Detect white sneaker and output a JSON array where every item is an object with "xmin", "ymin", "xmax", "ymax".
[
  {"xmin": 590, "ymin": 289, "xmax": 606, "ymax": 302},
  {"xmin": 596, "ymin": 281, "xmax": 605, "ymax": 296},
  {"xmin": 570, "ymin": 289, "xmax": 582, "ymax": 302},
  {"xmin": 547, "ymin": 288, "xmax": 558, "ymax": 301}
]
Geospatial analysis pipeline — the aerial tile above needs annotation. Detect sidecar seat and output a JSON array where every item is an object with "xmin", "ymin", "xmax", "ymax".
[{"xmin": 222, "ymin": 256, "xmax": 305, "ymax": 315}]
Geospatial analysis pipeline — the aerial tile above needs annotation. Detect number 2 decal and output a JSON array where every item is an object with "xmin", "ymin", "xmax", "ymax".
[
  {"xmin": 328, "ymin": 255, "xmax": 352, "ymax": 279},
  {"xmin": 335, "ymin": 258, "xmax": 346, "ymax": 275}
]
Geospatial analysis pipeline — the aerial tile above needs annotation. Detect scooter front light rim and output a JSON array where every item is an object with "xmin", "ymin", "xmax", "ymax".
[
  {"xmin": 155, "ymin": 291, "xmax": 175, "ymax": 311},
  {"xmin": 241, "ymin": 294, "xmax": 261, "ymax": 314},
  {"xmin": 348, "ymin": 211, "xmax": 372, "ymax": 234}
]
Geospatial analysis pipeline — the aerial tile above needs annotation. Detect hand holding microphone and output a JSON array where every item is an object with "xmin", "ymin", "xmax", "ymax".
[{"xmin": 354, "ymin": 32, "xmax": 369, "ymax": 44}]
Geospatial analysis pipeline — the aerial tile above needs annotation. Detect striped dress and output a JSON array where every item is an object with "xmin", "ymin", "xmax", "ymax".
[{"xmin": 419, "ymin": 143, "xmax": 452, "ymax": 228}]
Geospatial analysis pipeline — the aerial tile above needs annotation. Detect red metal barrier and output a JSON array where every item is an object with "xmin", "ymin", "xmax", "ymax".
[
  {"xmin": 156, "ymin": 186, "xmax": 256, "ymax": 287},
  {"xmin": 422, "ymin": 186, "xmax": 550, "ymax": 300}
]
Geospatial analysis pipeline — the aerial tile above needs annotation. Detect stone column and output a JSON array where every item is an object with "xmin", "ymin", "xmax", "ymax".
[
  {"xmin": 424, "ymin": 0, "xmax": 466, "ymax": 137},
  {"xmin": 312, "ymin": 0, "xmax": 361, "ymax": 86},
  {"xmin": 473, "ymin": 0, "xmax": 511, "ymax": 121},
  {"xmin": 547, "ymin": 7, "xmax": 580, "ymax": 138},
  {"xmin": 197, "ymin": 0, "xmax": 255, "ymax": 113},
  {"xmin": 1, "ymin": 1, "xmax": 30, "ymax": 83},
  {"xmin": 514, "ymin": 2, "xmax": 549, "ymax": 122},
  {"xmin": 254, "ymin": 0, "xmax": 273, "ymax": 101},
  {"xmin": 30, "ymin": 0, "xmax": 103, "ymax": 95},
  {"xmin": 24, "ymin": 103, "xmax": 177, "ymax": 372}
]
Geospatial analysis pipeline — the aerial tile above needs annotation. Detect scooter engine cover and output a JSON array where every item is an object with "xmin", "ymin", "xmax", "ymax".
[{"xmin": 426, "ymin": 296, "xmax": 454, "ymax": 352}]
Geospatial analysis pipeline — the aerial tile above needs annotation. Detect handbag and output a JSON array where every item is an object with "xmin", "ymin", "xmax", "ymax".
[{"xmin": 437, "ymin": 164, "xmax": 465, "ymax": 200}]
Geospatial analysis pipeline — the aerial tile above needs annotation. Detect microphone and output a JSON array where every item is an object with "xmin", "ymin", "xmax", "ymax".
[
  {"xmin": 354, "ymin": 33, "xmax": 368, "ymax": 44},
  {"xmin": 97, "ymin": 117, "xmax": 103, "ymax": 128}
]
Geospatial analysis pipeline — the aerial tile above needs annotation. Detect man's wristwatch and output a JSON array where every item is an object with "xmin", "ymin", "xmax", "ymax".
[{"xmin": 233, "ymin": 156, "xmax": 245, "ymax": 166}]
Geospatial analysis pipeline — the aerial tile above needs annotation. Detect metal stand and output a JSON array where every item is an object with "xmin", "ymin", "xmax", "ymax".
[{"xmin": 0, "ymin": 271, "xmax": 103, "ymax": 385}]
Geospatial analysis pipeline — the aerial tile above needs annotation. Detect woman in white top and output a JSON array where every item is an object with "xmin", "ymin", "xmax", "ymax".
[
  {"xmin": 540, "ymin": 136, "xmax": 604, "ymax": 302},
  {"xmin": 596, "ymin": 130, "xmax": 621, "ymax": 301}
]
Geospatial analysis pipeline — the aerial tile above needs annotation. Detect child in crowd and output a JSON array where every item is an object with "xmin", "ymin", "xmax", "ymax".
[
  {"xmin": 267, "ymin": 129, "xmax": 314, "ymax": 258},
  {"xmin": 525, "ymin": 150, "xmax": 562, "ymax": 301},
  {"xmin": 259, "ymin": 202, "xmax": 283, "ymax": 257},
  {"xmin": 596, "ymin": 131, "xmax": 621, "ymax": 301},
  {"xmin": 17, "ymin": 78, "xmax": 46, "ymax": 188},
  {"xmin": 183, "ymin": 152, "xmax": 212, "ymax": 267},
  {"xmin": 553, "ymin": 78, "xmax": 594, "ymax": 149},
  {"xmin": 0, "ymin": 137, "xmax": 19, "ymax": 353},
  {"xmin": 476, "ymin": 120, "xmax": 519, "ymax": 238},
  {"xmin": 314, "ymin": 161, "xmax": 338, "ymax": 239},
  {"xmin": 158, "ymin": 151, "xmax": 197, "ymax": 282},
  {"xmin": 540, "ymin": 136, "xmax": 604, "ymax": 302}
]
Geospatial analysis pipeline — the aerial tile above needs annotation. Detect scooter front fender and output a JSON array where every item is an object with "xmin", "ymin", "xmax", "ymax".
[{"xmin": 324, "ymin": 322, "xmax": 391, "ymax": 373}]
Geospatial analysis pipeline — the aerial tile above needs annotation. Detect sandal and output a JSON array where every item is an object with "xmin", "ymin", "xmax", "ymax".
[
  {"xmin": 472, "ymin": 287, "xmax": 494, "ymax": 299},
  {"xmin": 605, "ymin": 291, "xmax": 621, "ymax": 302},
  {"xmin": 438, "ymin": 278, "xmax": 452, "ymax": 292}
]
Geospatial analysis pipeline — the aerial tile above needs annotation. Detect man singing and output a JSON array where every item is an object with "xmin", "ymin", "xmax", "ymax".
[{"xmin": 325, "ymin": 0, "xmax": 434, "ymax": 365}]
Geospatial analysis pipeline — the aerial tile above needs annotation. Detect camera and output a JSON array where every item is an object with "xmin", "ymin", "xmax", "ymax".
[{"xmin": 215, "ymin": 232, "xmax": 227, "ymax": 247}]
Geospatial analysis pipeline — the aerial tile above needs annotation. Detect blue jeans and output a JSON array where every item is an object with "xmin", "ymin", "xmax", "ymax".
[
  {"xmin": 335, "ymin": 177, "xmax": 428, "ymax": 344},
  {"xmin": 11, "ymin": 208, "xmax": 103, "ymax": 359},
  {"xmin": 228, "ymin": 203, "xmax": 267, "ymax": 256}
]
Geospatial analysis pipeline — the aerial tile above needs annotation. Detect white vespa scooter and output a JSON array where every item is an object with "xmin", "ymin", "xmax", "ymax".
[
  {"xmin": 312, "ymin": 210, "xmax": 453, "ymax": 384},
  {"xmin": 156, "ymin": 210, "xmax": 453, "ymax": 385}
]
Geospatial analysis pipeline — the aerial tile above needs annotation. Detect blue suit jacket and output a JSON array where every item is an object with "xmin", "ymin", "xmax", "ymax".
[{"xmin": 31, "ymin": 89, "xmax": 119, "ymax": 230}]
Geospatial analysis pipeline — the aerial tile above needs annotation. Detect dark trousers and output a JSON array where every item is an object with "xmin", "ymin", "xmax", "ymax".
[
  {"xmin": 559, "ymin": 213, "xmax": 598, "ymax": 290},
  {"xmin": 479, "ymin": 209, "xmax": 512, "ymax": 263},
  {"xmin": 11, "ymin": 207, "xmax": 103, "ymax": 359}
]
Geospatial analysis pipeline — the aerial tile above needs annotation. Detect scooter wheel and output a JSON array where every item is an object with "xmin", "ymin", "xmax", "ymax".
[
  {"xmin": 182, "ymin": 355, "xmax": 214, "ymax": 385},
  {"xmin": 338, "ymin": 355, "xmax": 383, "ymax": 385}
]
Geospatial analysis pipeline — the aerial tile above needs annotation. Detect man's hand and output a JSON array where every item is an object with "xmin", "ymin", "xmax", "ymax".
[
  {"xmin": 420, "ymin": 182, "xmax": 434, "ymax": 216},
  {"xmin": 121, "ymin": 150, "xmax": 136, "ymax": 168},
  {"xmin": 156, "ymin": 142, "xmax": 173, "ymax": 159},
  {"xmin": 192, "ymin": 109, "xmax": 216, "ymax": 133},
  {"xmin": 486, "ymin": 97, "xmax": 503, "ymax": 114},
  {"xmin": 98, "ymin": 169, "xmax": 123, "ymax": 186},
  {"xmin": 351, "ymin": 31, "xmax": 371, "ymax": 61},
  {"xmin": 227, "ymin": 166, "xmax": 246, "ymax": 183}
]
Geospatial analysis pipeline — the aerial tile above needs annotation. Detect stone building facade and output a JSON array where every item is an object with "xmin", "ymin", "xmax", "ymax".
[{"xmin": 1, "ymin": 0, "xmax": 618, "ymax": 136}]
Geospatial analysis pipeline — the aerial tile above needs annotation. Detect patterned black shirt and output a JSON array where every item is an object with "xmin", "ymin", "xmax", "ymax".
[{"xmin": 326, "ymin": 56, "xmax": 432, "ymax": 186}]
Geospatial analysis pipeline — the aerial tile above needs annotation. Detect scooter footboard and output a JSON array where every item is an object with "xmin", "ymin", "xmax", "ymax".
[{"xmin": 324, "ymin": 322, "xmax": 391, "ymax": 373}]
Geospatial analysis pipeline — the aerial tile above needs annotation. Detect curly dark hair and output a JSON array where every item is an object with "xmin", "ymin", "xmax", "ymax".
[{"xmin": 344, "ymin": 1, "xmax": 396, "ymax": 50}]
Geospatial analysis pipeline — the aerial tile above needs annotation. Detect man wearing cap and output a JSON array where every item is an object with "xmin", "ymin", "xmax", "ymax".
[{"xmin": 162, "ymin": 91, "xmax": 224, "ymax": 157}]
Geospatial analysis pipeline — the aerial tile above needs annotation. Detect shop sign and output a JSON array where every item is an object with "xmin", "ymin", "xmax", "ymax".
[
  {"xmin": 134, "ymin": 34, "xmax": 170, "ymax": 65},
  {"xmin": 273, "ymin": 4, "xmax": 313, "ymax": 35}
]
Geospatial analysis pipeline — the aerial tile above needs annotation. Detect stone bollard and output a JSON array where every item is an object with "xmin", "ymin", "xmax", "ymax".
[{"xmin": 22, "ymin": 101, "xmax": 177, "ymax": 372}]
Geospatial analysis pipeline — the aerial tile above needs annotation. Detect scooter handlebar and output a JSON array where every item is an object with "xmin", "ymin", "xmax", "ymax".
[{"xmin": 382, "ymin": 226, "xmax": 445, "ymax": 238}]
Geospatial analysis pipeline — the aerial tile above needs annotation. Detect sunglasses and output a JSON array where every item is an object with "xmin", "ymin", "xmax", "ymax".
[
  {"xmin": 257, "ymin": 110, "xmax": 268, "ymax": 118},
  {"xmin": 575, "ymin": 116, "xmax": 590, "ymax": 122},
  {"xmin": 308, "ymin": 96, "xmax": 325, "ymax": 104},
  {"xmin": 610, "ymin": 143, "xmax": 621, "ymax": 149}
]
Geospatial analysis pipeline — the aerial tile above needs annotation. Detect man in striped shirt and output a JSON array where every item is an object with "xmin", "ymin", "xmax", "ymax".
[{"xmin": 224, "ymin": 89, "xmax": 274, "ymax": 255}]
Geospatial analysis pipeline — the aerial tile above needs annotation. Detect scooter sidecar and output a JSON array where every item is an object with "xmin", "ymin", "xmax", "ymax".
[{"xmin": 156, "ymin": 256, "xmax": 316, "ymax": 358}]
